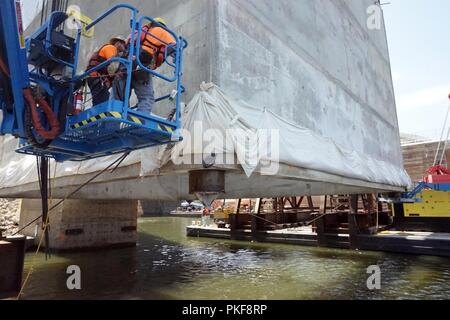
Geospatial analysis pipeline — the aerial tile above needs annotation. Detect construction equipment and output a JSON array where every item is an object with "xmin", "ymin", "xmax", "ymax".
[
  {"xmin": 379, "ymin": 94, "xmax": 450, "ymax": 231},
  {"xmin": 0, "ymin": 1, "xmax": 187, "ymax": 162},
  {"xmin": 388, "ymin": 164, "xmax": 450, "ymax": 231}
]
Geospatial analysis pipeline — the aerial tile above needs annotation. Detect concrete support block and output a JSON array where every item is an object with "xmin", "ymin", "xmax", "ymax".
[{"xmin": 19, "ymin": 199, "xmax": 138, "ymax": 251}]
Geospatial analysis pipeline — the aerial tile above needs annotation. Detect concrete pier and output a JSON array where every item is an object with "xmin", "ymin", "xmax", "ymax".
[{"xmin": 19, "ymin": 199, "xmax": 138, "ymax": 251}]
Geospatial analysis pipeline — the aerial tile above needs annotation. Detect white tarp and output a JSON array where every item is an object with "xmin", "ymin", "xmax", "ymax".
[{"xmin": 0, "ymin": 83, "xmax": 411, "ymax": 190}]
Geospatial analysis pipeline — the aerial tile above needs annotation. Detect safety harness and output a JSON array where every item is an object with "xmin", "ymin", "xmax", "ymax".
[
  {"xmin": 86, "ymin": 45, "xmax": 114, "ymax": 85},
  {"xmin": 141, "ymin": 27, "xmax": 169, "ymax": 70}
]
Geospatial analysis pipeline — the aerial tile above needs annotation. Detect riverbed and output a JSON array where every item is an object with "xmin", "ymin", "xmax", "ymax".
[{"xmin": 20, "ymin": 217, "xmax": 450, "ymax": 300}]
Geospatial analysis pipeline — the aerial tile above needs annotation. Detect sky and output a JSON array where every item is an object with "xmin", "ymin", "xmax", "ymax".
[
  {"xmin": 21, "ymin": 0, "xmax": 450, "ymax": 139},
  {"xmin": 383, "ymin": 0, "xmax": 450, "ymax": 139}
]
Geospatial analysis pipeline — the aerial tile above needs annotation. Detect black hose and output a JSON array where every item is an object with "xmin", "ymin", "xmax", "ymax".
[{"xmin": 36, "ymin": 156, "xmax": 51, "ymax": 259}]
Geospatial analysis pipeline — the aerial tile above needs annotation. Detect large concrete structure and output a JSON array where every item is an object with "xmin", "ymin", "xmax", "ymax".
[{"xmin": 0, "ymin": 0, "xmax": 409, "ymax": 249}]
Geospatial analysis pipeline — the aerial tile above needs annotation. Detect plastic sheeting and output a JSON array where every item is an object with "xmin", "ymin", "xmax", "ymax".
[
  {"xmin": 176, "ymin": 83, "xmax": 411, "ymax": 187},
  {"xmin": 0, "ymin": 83, "xmax": 411, "ymax": 190},
  {"xmin": 0, "ymin": 134, "xmax": 171, "ymax": 188}
]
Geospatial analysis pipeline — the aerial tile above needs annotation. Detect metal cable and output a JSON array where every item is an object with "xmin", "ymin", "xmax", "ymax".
[
  {"xmin": 245, "ymin": 210, "xmax": 327, "ymax": 229},
  {"xmin": 439, "ymin": 125, "xmax": 450, "ymax": 166},
  {"xmin": 433, "ymin": 102, "xmax": 450, "ymax": 166},
  {"xmin": 39, "ymin": 0, "xmax": 47, "ymax": 26}
]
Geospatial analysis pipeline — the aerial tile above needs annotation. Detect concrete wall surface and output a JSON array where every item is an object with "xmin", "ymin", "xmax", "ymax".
[{"xmin": 215, "ymin": 0, "xmax": 401, "ymax": 165}]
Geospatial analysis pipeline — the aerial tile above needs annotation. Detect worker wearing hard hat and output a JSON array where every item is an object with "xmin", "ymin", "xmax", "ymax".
[
  {"xmin": 113, "ymin": 17, "xmax": 176, "ymax": 116},
  {"xmin": 139, "ymin": 17, "xmax": 176, "ymax": 70},
  {"xmin": 86, "ymin": 37, "xmax": 127, "ymax": 106}
]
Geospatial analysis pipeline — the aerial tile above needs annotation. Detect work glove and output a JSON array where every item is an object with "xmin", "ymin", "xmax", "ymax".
[
  {"xmin": 107, "ymin": 62, "xmax": 120, "ymax": 76},
  {"xmin": 103, "ymin": 77, "xmax": 112, "ymax": 89}
]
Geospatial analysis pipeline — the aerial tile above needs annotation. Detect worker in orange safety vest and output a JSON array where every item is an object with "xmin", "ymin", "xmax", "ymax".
[
  {"xmin": 113, "ymin": 17, "xmax": 176, "ymax": 116},
  {"xmin": 86, "ymin": 37, "xmax": 127, "ymax": 106}
]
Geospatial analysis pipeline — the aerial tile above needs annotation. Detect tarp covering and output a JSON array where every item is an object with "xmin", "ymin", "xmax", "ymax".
[{"xmin": 0, "ymin": 83, "xmax": 411, "ymax": 190}]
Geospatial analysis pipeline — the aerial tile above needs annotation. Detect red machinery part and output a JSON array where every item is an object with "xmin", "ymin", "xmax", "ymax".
[
  {"xmin": 424, "ymin": 165, "xmax": 450, "ymax": 184},
  {"xmin": 425, "ymin": 175, "xmax": 450, "ymax": 184},
  {"xmin": 23, "ymin": 88, "xmax": 61, "ymax": 140}
]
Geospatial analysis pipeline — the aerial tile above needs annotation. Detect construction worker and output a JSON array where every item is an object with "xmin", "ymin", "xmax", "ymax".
[
  {"xmin": 202, "ymin": 207, "xmax": 212, "ymax": 227},
  {"xmin": 86, "ymin": 37, "xmax": 127, "ymax": 106},
  {"xmin": 113, "ymin": 17, "xmax": 176, "ymax": 116}
]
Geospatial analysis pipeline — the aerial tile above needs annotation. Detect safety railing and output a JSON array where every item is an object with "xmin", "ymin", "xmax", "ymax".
[
  {"xmin": 25, "ymin": 11, "xmax": 76, "ymax": 70},
  {"xmin": 25, "ymin": 11, "xmax": 76, "ymax": 94},
  {"xmin": 44, "ymin": 12, "xmax": 77, "ymax": 68},
  {"xmin": 135, "ymin": 16, "xmax": 187, "ymax": 130},
  {"xmin": 135, "ymin": 16, "xmax": 187, "ymax": 82},
  {"xmin": 69, "ymin": 4, "xmax": 187, "ymax": 132},
  {"xmin": 72, "ymin": 3, "xmax": 138, "ymax": 116}
]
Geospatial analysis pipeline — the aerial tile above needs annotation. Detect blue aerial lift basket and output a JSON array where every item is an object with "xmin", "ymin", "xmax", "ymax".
[{"xmin": 0, "ymin": 2, "xmax": 187, "ymax": 162}]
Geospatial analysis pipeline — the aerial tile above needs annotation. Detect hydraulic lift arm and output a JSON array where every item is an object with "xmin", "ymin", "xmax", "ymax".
[{"xmin": 0, "ymin": 0, "xmax": 29, "ymax": 137}]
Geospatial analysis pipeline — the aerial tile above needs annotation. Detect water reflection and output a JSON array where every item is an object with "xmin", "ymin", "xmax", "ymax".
[{"xmin": 22, "ymin": 217, "xmax": 450, "ymax": 300}]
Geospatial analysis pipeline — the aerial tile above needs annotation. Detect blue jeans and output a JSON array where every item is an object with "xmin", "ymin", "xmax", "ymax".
[{"xmin": 113, "ymin": 70, "xmax": 154, "ymax": 114}]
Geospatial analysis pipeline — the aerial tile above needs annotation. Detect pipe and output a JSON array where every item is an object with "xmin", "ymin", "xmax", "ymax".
[{"xmin": 23, "ymin": 88, "xmax": 61, "ymax": 140}]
